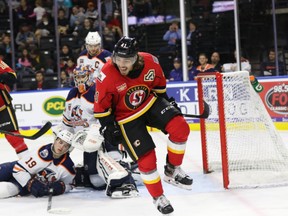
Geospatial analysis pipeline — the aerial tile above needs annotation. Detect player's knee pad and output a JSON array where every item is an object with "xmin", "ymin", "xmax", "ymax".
[
  {"xmin": 166, "ymin": 115, "xmax": 190, "ymax": 143},
  {"xmin": 0, "ymin": 182, "xmax": 19, "ymax": 198}
]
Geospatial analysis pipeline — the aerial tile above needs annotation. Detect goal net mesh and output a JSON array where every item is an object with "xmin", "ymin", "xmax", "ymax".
[{"xmin": 200, "ymin": 71, "xmax": 288, "ymax": 188}]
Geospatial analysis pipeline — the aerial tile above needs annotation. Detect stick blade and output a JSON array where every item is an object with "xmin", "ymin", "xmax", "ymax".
[
  {"xmin": 201, "ymin": 100, "xmax": 210, "ymax": 118},
  {"xmin": 48, "ymin": 208, "xmax": 72, "ymax": 214},
  {"xmin": 30, "ymin": 121, "xmax": 52, "ymax": 140}
]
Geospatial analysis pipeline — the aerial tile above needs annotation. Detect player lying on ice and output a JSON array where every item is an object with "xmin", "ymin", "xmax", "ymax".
[
  {"xmin": 94, "ymin": 36, "xmax": 193, "ymax": 215},
  {"xmin": 0, "ymin": 130, "xmax": 75, "ymax": 198},
  {"xmin": 52, "ymin": 65, "xmax": 140, "ymax": 199}
]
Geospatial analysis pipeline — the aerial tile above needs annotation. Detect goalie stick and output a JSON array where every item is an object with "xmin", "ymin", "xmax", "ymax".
[
  {"xmin": 183, "ymin": 100, "xmax": 210, "ymax": 119},
  {"xmin": 0, "ymin": 121, "xmax": 52, "ymax": 140}
]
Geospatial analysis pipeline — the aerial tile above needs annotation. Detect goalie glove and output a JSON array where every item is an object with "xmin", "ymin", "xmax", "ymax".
[{"xmin": 72, "ymin": 124, "xmax": 104, "ymax": 153}]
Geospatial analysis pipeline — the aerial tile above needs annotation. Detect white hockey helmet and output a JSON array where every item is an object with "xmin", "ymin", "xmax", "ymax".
[
  {"xmin": 56, "ymin": 130, "xmax": 74, "ymax": 153},
  {"xmin": 85, "ymin": 31, "xmax": 101, "ymax": 45}
]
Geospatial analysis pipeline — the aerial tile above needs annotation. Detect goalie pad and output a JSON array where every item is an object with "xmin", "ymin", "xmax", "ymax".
[
  {"xmin": 96, "ymin": 149, "xmax": 139, "ymax": 198},
  {"xmin": 97, "ymin": 148, "xmax": 128, "ymax": 183},
  {"xmin": 72, "ymin": 124, "xmax": 104, "ymax": 153}
]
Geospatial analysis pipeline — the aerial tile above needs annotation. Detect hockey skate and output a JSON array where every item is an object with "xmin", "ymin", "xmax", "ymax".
[
  {"xmin": 107, "ymin": 183, "xmax": 139, "ymax": 199},
  {"xmin": 153, "ymin": 194, "xmax": 174, "ymax": 215},
  {"xmin": 163, "ymin": 162, "xmax": 193, "ymax": 190}
]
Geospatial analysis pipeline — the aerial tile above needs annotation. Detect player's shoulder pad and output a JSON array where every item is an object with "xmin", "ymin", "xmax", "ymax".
[
  {"xmin": 78, "ymin": 49, "xmax": 88, "ymax": 56},
  {"xmin": 101, "ymin": 49, "xmax": 112, "ymax": 58},
  {"xmin": 66, "ymin": 87, "xmax": 78, "ymax": 101},
  {"xmin": 96, "ymin": 62, "xmax": 112, "ymax": 83},
  {"xmin": 38, "ymin": 144, "xmax": 54, "ymax": 161},
  {"xmin": 139, "ymin": 52, "xmax": 159, "ymax": 64},
  {"xmin": 83, "ymin": 83, "xmax": 96, "ymax": 102}
]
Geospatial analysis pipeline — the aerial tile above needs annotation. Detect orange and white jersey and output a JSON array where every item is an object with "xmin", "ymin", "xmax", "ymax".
[
  {"xmin": 77, "ymin": 49, "xmax": 111, "ymax": 80},
  {"xmin": 12, "ymin": 144, "xmax": 75, "ymax": 192}
]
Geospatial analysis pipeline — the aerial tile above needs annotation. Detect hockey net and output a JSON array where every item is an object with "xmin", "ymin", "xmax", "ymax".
[{"xmin": 196, "ymin": 71, "xmax": 288, "ymax": 189}]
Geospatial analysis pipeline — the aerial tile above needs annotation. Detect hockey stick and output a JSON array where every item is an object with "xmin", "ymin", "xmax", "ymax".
[
  {"xmin": 183, "ymin": 100, "xmax": 210, "ymax": 119},
  {"xmin": 47, "ymin": 187, "xmax": 71, "ymax": 215},
  {"xmin": 0, "ymin": 121, "xmax": 52, "ymax": 140},
  {"xmin": 47, "ymin": 187, "xmax": 53, "ymax": 212}
]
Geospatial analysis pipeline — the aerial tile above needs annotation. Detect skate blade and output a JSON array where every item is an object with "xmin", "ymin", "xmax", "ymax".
[
  {"xmin": 163, "ymin": 176, "xmax": 192, "ymax": 190},
  {"xmin": 111, "ymin": 190, "xmax": 139, "ymax": 199}
]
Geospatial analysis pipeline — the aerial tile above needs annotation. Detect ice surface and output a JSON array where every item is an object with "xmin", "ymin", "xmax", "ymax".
[{"xmin": 0, "ymin": 131, "xmax": 288, "ymax": 216}]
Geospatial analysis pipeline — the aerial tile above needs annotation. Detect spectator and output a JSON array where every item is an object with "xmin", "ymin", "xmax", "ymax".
[
  {"xmin": 29, "ymin": 48, "xmax": 51, "ymax": 73},
  {"xmin": 29, "ymin": 70, "xmax": 53, "ymax": 90},
  {"xmin": 59, "ymin": 44, "xmax": 75, "ymax": 63},
  {"xmin": 60, "ymin": 70, "xmax": 71, "ymax": 88},
  {"xmin": 0, "ymin": 34, "xmax": 12, "ymax": 65},
  {"xmin": 160, "ymin": 21, "xmax": 181, "ymax": 54},
  {"xmin": 102, "ymin": 26, "xmax": 116, "ymax": 52},
  {"xmin": 73, "ymin": 18, "xmax": 96, "ymax": 47},
  {"xmin": 62, "ymin": 57, "xmax": 76, "ymax": 79},
  {"xmin": 85, "ymin": 1, "xmax": 98, "ymax": 19},
  {"xmin": 69, "ymin": 5, "xmax": 85, "ymax": 29},
  {"xmin": 260, "ymin": 49, "xmax": 286, "ymax": 76},
  {"xmin": 31, "ymin": 0, "xmax": 46, "ymax": 25},
  {"xmin": 210, "ymin": 52, "xmax": 222, "ymax": 72},
  {"xmin": 187, "ymin": 56, "xmax": 198, "ymax": 81},
  {"xmin": 17, "ymin": 48, "xmax": 33, "ymax": 69},
  {"xmin": 101, "ymin": 0, "xmax": 119, "ymax": 22},
  {"xmin": 0, "ymin": 0, "xmax": 6, "ymax": 14},
  {"xmin": 107, "ymin": 9, "xmax": 123, "ymax": 41},
  {"xmin": 16, "ymin": 48, "xmax": 34, "ymax": 85},
  {"xmin": 196, "ymin": 53, "xmax": 215, "ymax": 73},
  {"xmin": 133, "ymin": 0, "xmax": 153, "ymax": 18},
  {"xmin": 14, "ymin": 0, "xmax": 35, "ymax": 26},
  {"xmin": 186, "ymin": 21, "xmax": 201, "ymax": 59},
  {"xmin": 168, "ymin": 57, "xmax": 183, "ymax": 82},
  {"xmin": 57, "ymin": 7, "xmax": 70, "ymax": 36},
  {"xmin": 34, "ymin": 13, "xmax": 54, "ymax": 45},
  {"xmin": 222, "ymin": 50, "xmax": 251, "ymax": 73},
  {"xmin": 15, "ymin": 23, "xmax": 37, "ymax": 50}
]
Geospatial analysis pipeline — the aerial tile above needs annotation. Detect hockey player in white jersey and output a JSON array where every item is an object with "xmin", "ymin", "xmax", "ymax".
[
  {"xmin": 77, "ymin": 31, "xmax": 111, "ymax": 80},
  {"xmin": 0, "ymin": 130, "xmax": 75, "ymax": 198},
  {"xmin": 53, "ymin": 65, "xmax": 139, "ymax": 198}
]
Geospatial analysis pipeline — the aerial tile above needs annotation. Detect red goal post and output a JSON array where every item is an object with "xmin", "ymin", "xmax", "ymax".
[{"xmin": 196, "ymin": 71, "xmax": 288, "ymax": 189}]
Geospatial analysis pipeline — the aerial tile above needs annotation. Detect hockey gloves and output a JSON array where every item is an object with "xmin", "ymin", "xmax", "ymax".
[
  {"xmin": 26, "ymin": 176, "xmax": 66, "ymax": 198},
  {"xmin": 99, "ymin": 115, "xmax": 123, "ymax": 146}
]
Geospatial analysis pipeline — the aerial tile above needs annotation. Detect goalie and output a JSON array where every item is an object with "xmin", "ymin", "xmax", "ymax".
[{"xmin": 53, "ymin": 65, "xmax": 139, "ymax": 198}]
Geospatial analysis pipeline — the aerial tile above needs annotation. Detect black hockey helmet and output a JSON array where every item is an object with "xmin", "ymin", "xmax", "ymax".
[{"xmin": 113, "ymin": 36, "xmax": 138, "ymax": 58}]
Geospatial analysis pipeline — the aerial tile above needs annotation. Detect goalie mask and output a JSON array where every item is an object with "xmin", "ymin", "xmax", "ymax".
[
  {"xmin": 85, "ymin": 31, "xmax": 101, "ymax": 56},
  {"xmin": 73, "ymin": 66, "xmax": 93, "ymax": 93},
  {"xmin": 112, "ymin": 36, "xmax": 138, "ymax": 76},
  {"xmin": 52, "ymin": 130, "xmax": 74, "ymax": 158}
]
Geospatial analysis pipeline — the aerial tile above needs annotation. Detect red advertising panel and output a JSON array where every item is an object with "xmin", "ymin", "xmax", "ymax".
[{"xmin": 258, "ymin": 77, "xmax": 288, "ymax": 123}]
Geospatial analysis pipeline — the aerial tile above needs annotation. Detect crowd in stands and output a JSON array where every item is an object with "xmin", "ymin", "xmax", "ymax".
[{"xmin": 0, "ymin": 0, "xmax": 287, "ymax": 90}]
